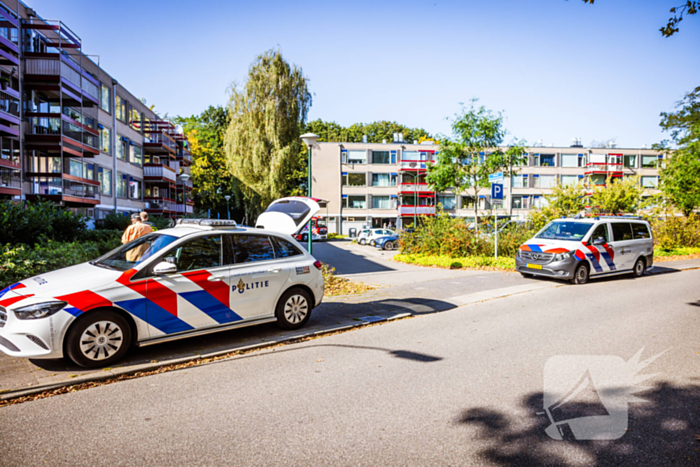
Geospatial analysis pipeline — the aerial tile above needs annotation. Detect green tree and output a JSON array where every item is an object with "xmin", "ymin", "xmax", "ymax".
[
  {"xmin": 581, "ymin": 0, "xmax": 697, "ymax": 37},
  {"xmin": 224, "ymin": 49, "xmax": 312, "ymax": 219},
  {"xmin": 174, "ymin": 106, "xmax": 244, "ymax": 219},
  {"xmin": 589, "ymin": 176, "xmax": 644, "ymax": 215},
  {"xmin": 528, "ymin": 182, "xmax": 588, "ymax": 229},
  {"xmin": 655, "ymin": 86, "xmax": 700, "ymax": 216},
  {"xmin": 659, "ymin": 145, "xmax": 700, "ymax": 216},
  {"xmin": 426, "ymin": 100, "xmax": 526, "ymax": 230}
]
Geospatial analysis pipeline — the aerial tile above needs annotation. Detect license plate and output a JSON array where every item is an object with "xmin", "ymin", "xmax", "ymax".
[{"xmin": 527, "ymin": 264, "xmax": 542, "ymax": 270}]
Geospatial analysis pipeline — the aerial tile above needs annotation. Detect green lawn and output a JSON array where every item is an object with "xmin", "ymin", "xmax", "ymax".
[{"xmin": 654, "ymin": 246, "xmax": 700, "ymax": 257}]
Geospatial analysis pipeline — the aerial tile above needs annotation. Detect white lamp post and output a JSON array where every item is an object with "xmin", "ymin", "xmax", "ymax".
[
  {"xmin": 180, "ymin": 173, "xmax": 190, "ymax": 218},
  {"xmin": 224, "ymin": 195, "xmax": 231, "ymax": 220},
  {"xmin": 300, "ymin": 133, "xmax": 319, "ymax": 253}
]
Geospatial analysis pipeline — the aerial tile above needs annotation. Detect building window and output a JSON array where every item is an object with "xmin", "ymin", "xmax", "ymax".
[
  {"xmin": 461, "ymin": 196, "xmax": 476, "ymax": 209},
  {"xmin": 438, "ymin": 195, "xmax": 456, "ymax": 210},
  {"xmin": 117, "ymin": 173, "xmax": 127, "ymax": 198},
  {"xmin": 100, "ymin": 84, "xmax": 111, "ymax": 113},
  {"xmin": 538, "ymin": 175, "xmax": 557, "ymax": 188},
  {"xmin": 641, "ymin": 176, "xmax": 658, "ymax": 188},
  {"xmin": 534, "ymin": 154, "xmax": 555, "ymax": 167},
  {"xmin": 115, "ymin": 95, "xmax": 126, "ymax": 122},
  {"xmin": 129, "ymin": 105, "xmax": 142, "ymax": 133},
  {"xmin": 372, "ymin": 195, "xmax": 393, "ymax": 209},
  {"xmin": 347, "ymin": 150, "xmax": 366, "ymax": 164},
  {"xmin": 533, "ymin": 196, "xmax": 546, "ymax": 208},
  {"xmin": 561, "ymin": 154, "xmax": 582, "ymax": 168},
  {"xmin": 347, "ymin": 195, "xmax": 366, "ymax": 209},
  {"xmin": 69, "ymin": 159, "xmax": 83, "ymax": 178},
  {"xmin": 98, "ymin": 167, "xmax": 112, "ymax": 196},
  {"xmin": 345, "ymin": 173, "xmax": 366, "ymax": 186},
  {"xmin": 130, "ymin": 145, "xmax": 142, "ymax": 166},
  {"xmin": 100, "ymin": 127, "xmax": 111, "ymax": 154},
  {"xmin": 129, "ymin": 177, "xmax": 142, "ymax": 200},
  {"xmin": 372, "ymin": 173, "xmax": 397, "ymax": 187},
  {"xmin": 371, "ymin": 151, "xmax": 392, "ymax": 164},
  {"xmin": 624, "ymin": 155, "xmax": 637, "ymax": 168},
  {"xmin": 511, "ymin": 195, "xmax": 529, "ymax": 210},
  {"xmin": 561, "ymin": 175, "xmax": 578, "ymax": 186},
  {"xmin": 116, "ymin": 137, "xmax": 127, "ymax": 160},
  {"xmin": 511, "ymin": 174, "xmax": 526, "ymax": 188},
  {"xmin": 641, "ymin": 155, "xmax": 657, "ymax": 168}
]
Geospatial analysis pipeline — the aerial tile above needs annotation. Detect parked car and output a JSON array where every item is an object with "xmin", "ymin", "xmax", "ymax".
[
  {"xmin": 0, "ymin": 197, "xmax": 325, "ymax": 368},
  {"xmin": 358, "ymin": 228, "xmax": 396, "ymax": 246},
  {"xmin": 515, "ymin": 216, "xmax": 654, "ymax": 284},
  {"xmin": 374, "ymin": 234, "xmax": 400, "ymax": 251}
]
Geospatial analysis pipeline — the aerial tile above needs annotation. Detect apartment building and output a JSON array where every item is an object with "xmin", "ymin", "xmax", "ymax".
[
  {"xmin": 0, "ymin": 0, "xmax": 193, "ymax": 220},
  {"xmin": 311, "ymin": 137, "xmax": 663, "ymax": 235}
]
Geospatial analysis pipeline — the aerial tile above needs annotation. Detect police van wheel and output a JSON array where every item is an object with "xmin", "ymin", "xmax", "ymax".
[
  {"xmin": 276, "ymin": 288, "xmax": 312, "ymax": 330},
  {"xmin": 633, "ymin": 257, "xmax": 646, "ymax": 277},
  {"xmin": 66, "ymin": 310, "xmax": 132, "ymax": 369},
  {"xmin": 301, "ymin": 234, "xmax": 309, "ymax": 242},
  {"xmin": 571, "ymin": 264, "xmax": 589, "ymax": 285}
]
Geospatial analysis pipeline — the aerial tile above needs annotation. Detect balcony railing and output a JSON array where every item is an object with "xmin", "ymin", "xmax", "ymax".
[
  {"xmin": 27, "ymin": 116, "xmax": 98, "ymax": 149},
  {"xmin": 144, "ymin": 164, "xmax": 177, "ymax": 182},
  {"xmin": 0, "ymin": 90, "xmax": 20, "ymax": 118},
  {"xmin": 30, "ymin": 178, "xmax": 98, "ymax": 199},
  {"xmin": 585, "ymin": 163, "xmax": 623, "ymax": 173},
  {"xmin": 25, "ymin": 58, "xmax": 98, "ymax": 100},
  {"xmin": 399, "ymin": 161, "xmax": 430, "ymax": 170},
  {"xmin": 0, "ymin": 172, "xmax": 21, "ymax": 189},
  {"xmin": 173, "ymin": 204, "xmax": 194, "ymax": 214},
  {"xmin": 398, "ymin": 183, "xmax": 433, "ymax": 192},
  {"xmin": 144, "ymin": 131, "xmax": 177, "ymax": 152},
  {"xmin": 398, "ymin": 206, "xmax": 436, "ymax": 215}
]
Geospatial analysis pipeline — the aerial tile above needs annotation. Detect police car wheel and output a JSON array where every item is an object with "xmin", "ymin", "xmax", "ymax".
[
  {"xmin": 302, "ymin": 234, "xmax": 309, "ymax": 242},
  {"xmin": 571, "ymin": 264, "xmax": 589, "ymax": 285},
  {"xmin": 633, "ymin": 257, "xmax": 645, "ymax": 277},
  {"xmin": 384, "ymin": 241, "xmax": 395, "ymax": 250},
  {"xmin": 66, "ymin": 310, "xmax": 132, "ymax": 369},
  {"xmin": 276, "ymin": 288, "xmax": 312, "ymax": 330}
]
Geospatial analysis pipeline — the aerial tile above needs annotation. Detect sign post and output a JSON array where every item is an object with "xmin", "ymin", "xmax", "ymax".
[{"xmin": 491, "ymin": 182, "xmax": 504, "ymax": 259}]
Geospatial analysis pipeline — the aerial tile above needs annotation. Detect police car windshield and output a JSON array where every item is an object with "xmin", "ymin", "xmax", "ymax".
[
  {"xmin": 93, "ymin": 233, "xmax": 179, "ymax": 271},
  {"xmin": 535, "ymin": 221, "xmax": 593, "ymax": 241}
]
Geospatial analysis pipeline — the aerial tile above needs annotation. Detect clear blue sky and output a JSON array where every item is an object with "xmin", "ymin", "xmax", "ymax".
[{"xmin": 28, "ymin": 0, "xmax": 699, "ymax": 148}]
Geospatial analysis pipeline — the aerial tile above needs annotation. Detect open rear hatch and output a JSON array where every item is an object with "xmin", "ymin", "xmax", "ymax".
[{"xmin": 256, "ymin": 197, "xmax": 320, "ymax": 236}]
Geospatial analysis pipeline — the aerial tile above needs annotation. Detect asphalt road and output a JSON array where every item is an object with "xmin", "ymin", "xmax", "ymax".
[{"xmin": 1, "ymin": 269, "xmax": 699, "ymax": 466}]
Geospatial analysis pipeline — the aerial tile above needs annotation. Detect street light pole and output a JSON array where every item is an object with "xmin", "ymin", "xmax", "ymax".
[
  {"xmin": 224, "ymin": 195, "xmax": 231, "ymax": 220},
  {"xmin": 180, "ymin": 173, "xmax": 190, "ymax": 219},
  {"xmin": 414, "ymin": 172, "xmax": 417, "ymax": 228},
  {"xmin": 300, "ymin": 133, "xmax": 320, "ymax": 254}
]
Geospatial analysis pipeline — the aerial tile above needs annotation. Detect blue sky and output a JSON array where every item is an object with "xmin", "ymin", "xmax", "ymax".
[{"xmin": 28, "ymin": 0, "xmax": 699, "ymax": 147}]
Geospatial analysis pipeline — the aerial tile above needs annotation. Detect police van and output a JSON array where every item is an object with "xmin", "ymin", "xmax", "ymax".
[{"xmin": 515, "ymin": 217, "xmax": 654, "ymax": 284}]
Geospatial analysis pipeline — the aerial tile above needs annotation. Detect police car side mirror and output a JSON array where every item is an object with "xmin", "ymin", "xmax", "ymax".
[
  {"xmin": 592, "ymin": 237, "xmax": 606, "ymax": 246},
  {"xmin": 153, "ymin": 261, "xmax": 177, "ymax": 275}
]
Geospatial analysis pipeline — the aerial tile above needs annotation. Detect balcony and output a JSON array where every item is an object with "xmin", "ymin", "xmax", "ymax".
[
  {"xmin": 24, "ymin": 56, "xmax": 99, "ymax": 107},
  {"xmin": 584, "ymin": 162, "xmax": 623, "ymax": 175},
  {"xmin": 26, "ymin": 178, "xmax": 99, "ymax": 206},
  {"xmin": 176, "ymin": 147, "xmax": 193, "ymax": 165},
  {"xmin": 0, "ymin": 7, "xmax": 19, "ymax": 66},
  {"xmin": 398, "ymin": 205, "xmax": 436, "ymax": 216},
  {"xmin": 25, "ymin": 116, "xmax": 99, "ymax": 157},
  {"xmin": 145, "ymin": 197, "xmax": 177, "ymax": 214},
  {"xmin": 398, "ymin": 183, "xmax": 433, "ymax": 194},
  {"xmin": 144, "ymin": 131, "xmax": 176, "ymax": 156},
  {"xmin": 399, "ymin": 160, "xmax": 432, "ymax": 171},
  {"xmin": 0, "ymin": 168, "xmax": 20, "ymax": 196},
  {"xmin": 144, "ymin": 163, "xmax": 177, "ymax": 183},
  {"xmin": 0, "ymin": 89, "xmax": 19, "ymax": 136},
  {"xmin": 173, "ymin": 204, "xmax": 194, "ymax": 215}
]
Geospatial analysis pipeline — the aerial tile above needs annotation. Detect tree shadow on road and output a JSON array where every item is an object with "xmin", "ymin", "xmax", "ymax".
[{"xmin": 457, "ymin": 381, "xmax": 700, "ymax": 466}]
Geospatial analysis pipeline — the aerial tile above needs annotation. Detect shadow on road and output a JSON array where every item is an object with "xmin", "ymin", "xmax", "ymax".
[
  {"xmin": 312, "ymin": 242, "xmax": 397, "ymax": 275},
  {"xmin": 457, "ymin": 381, "xmax": 700, "ymax": 466},
  {"xmin": 28, "ymin": 297, "xmax": 455, "ymax": 374}
]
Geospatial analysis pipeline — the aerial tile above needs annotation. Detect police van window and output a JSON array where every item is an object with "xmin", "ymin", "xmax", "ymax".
[
  {"xmin": 589, "ymin": 223, "xmax": 609, "ymax": 243},
  {"xmin": 631, "ymin": 223, "xmax": 651, "ymax": 239},
  {"xmin": 233, "ymin": 235, "xmax": 276, "ymax": 263},
  {"xmin": 271, "ymin": 236, "xmax": 303, "ymax": 258},
  {"xmin": 172, "ymin": 235, "xmax": 222, "ymax": 272},
  {"xmin": 611, "ymin": 223, "xmax": 634, "ymax": 241}
]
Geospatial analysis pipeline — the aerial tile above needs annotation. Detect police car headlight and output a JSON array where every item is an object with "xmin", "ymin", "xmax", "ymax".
[
  {"xmin": 13, "ymin": 301, "xmax": 67, "ymax": 320},
  {"xmin": 553, "ymin": 251, "xmax": 576, "ymax": 261}
]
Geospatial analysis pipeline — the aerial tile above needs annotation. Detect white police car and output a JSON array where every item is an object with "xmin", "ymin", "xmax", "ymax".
[{"xmin": 0, "ymin": 197, "xmax": 325, "ymax": 368}]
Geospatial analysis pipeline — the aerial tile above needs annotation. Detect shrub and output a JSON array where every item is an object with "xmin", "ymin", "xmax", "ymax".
[
  {"xmin": 489, "ymin": 225, "xmax": 536, "ymax": 257},
  {"xmin": 0, "ymin": 240, "xmax": 105, "ymax": 287},
  {"xmin": 0, "ymin": 200, "xmax": 87, "ymax": 246},
  {"xmin": 649, "ymin": 214, "xmax": 700, "ymax": 250},
  {"xmin": 401, "ymin": 211, "xmax": 490, "ymax": 257},
  {"xmin": 98, "ymin": 212, "xmax": 132, "ymax": 231},
  {"xmin": 150, "ymin": 215, "xmax": 174, "ymax": 231}
]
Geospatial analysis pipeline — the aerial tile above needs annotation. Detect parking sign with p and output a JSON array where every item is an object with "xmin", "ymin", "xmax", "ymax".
[{"xmin": 491, "ymin": 183, "xmax": 503, "ymax": 200}]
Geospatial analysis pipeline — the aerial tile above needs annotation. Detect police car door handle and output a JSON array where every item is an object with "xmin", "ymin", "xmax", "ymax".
[
  {"xmin": 207, "ymin": 275, "xmax": 226, "ymax": 282},
  {"xmin": 267, "ymin": 268, "xmax": 281, "ymax": 274}
]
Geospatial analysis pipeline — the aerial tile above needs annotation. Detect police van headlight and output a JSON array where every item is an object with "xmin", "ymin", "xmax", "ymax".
[
  {"xmin": 553, "ymin": 251, "xmax": 575, "ymax": 261},
  {"xmin": 13, "ymin": 301, "xmax": 67, "ymax": 320}
]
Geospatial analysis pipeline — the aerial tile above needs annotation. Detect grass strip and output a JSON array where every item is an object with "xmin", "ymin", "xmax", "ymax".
[{"xmin": 394, "ymin": 254, "xmax": 516, "ymax": 271}]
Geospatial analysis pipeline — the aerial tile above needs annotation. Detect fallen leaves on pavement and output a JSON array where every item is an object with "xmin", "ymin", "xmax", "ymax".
[{"xmin": 321, "ymin": 263, "xmax": 376, "ymax": 296}]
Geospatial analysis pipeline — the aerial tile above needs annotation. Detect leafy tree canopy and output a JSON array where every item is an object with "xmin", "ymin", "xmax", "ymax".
[
  {"xmin": 659, "ymin": 144, "xmax": 700, "ymax": 216},
  {"xmin": 224, "ymin": 49, "xmax": 312, "ymax": 219},
  {"xmin": 303, "ymin": 119, "xmax": 431, "ymax": 144},
  {"xmin": 589, "ymin": 176, "xmax": 644, "ymax": 215},
  {"xmin": 659, "ymin": 86, "xmax": 700, "ymax": 146},
  {"xmin": 581, "ymin": 0, "xmax": 697, "ymax": 37}
]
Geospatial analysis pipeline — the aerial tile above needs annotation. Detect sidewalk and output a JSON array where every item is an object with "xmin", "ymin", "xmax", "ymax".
[{"xmin": 2, "ymin": 258, "xmax": 699, "ymax": 400}]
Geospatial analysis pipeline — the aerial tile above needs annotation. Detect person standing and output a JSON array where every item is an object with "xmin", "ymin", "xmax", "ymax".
[
  {"xmin": 122, "ymin": 213, "xmax": 153, "ymax": 244},
  {"xmin": 140, "ymin": 211, "xmax": 154, "ymax": 228}
]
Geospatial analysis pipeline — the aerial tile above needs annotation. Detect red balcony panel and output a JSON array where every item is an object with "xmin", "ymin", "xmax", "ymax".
[{"xmin": 0, "ymin": 158, "xmax": 20, "ymax": 169}]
